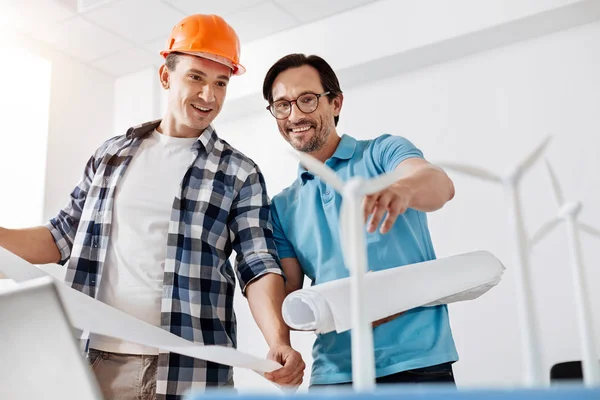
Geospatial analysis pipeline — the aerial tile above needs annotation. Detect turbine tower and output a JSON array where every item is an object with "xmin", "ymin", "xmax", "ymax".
[
  {"xmin": 438, "ymin": 136, "xmax": 552, "ymax": 387},
  {"xmin": 529, "ymin": 159, "xmax": 600, "ymax": 386},
  {"xmin": 295, "ymin": 151, "xmax": 407, "ymax": 391}
]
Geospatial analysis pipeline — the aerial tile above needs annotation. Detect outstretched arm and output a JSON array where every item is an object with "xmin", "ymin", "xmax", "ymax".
[
  {"xmin": 0, "ymin": 226, "xmax": 61, "ymax": 264},
  {"xmin": 363, "ymin": 158, "xmax": 455, "ymax": 234}
]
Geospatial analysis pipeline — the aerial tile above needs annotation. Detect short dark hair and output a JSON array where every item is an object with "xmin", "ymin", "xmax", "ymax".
[
  {"xmin": 165, "ymin": 53, "xmax": 181, "ymax": 71},
  {"xmin": 262, "ymin": 53, "xmax": 343, "ymax": 126}
]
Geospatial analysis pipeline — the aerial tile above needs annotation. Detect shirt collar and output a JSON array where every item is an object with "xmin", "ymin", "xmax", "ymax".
[
  {"xmin": 128, "ymin": 120, "xmax": 217, "ymax": 154},
  {"xmin": 297, "ymin": 134, "xmax": 357, "ymax": 184}
]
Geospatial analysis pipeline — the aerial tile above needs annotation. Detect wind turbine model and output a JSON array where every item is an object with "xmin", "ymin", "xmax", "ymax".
[
  {"xmin": 294, "ymin": 152, "xmax": 406, "ymax": 391},
  {"xmin": 437, "ymin": 136, "xmax": 552, "ymax": 387},
  {"xmin": 529, "ymin": 159, "xmax": 600, "ymax": 386}
]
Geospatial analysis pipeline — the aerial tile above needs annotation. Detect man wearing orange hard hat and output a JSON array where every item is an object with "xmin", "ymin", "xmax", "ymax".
[{"xmin": 0, "ymin": 14, "xmax": 304, "ymax": 399}]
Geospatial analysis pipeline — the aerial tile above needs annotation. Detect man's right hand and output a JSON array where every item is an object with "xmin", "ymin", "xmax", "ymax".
[
  {"xmin": 0, "ymin": 226, "xmax": 61, "ymax": 265},
  {"xmin": 264, "ymin": 344, "xmax": 305, "ymax": 387}
]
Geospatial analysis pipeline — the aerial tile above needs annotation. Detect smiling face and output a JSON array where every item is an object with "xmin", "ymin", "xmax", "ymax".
[
  {"xmin": 159, "ymin": 53, "xmax": 231, "ymax": 136},
  {"xmin": 270, "ymin": 65, "xmax": 342, "ymax": 153}
]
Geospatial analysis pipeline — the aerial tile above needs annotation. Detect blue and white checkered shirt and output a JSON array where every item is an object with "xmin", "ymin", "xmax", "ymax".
[{"xmin": 45, "ymin": 120, "xmax": 283, "ymax": 399}]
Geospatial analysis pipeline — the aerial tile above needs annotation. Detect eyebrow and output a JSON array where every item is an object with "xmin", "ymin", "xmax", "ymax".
[
  {"xmin": 273, "ymin": 90, "xmax": 317, "ymax": 103},
  {"xmin": 188, "ymin": 68, "xmax": 230, "ymax": 81}
]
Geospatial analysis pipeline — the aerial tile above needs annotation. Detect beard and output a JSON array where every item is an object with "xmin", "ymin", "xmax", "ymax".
[
  {"xmin": 284, "ymin": 119, "xmax": 331, "ymax": 153},
  {"xmin": 290, "ymin": 131, "xmax": 326, "ymax": 152}
]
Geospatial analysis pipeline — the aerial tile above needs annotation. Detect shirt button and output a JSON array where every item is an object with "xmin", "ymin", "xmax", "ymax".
[{"xmin": 325, "ymin": 190, "xmax": 330, "ymax": 195}]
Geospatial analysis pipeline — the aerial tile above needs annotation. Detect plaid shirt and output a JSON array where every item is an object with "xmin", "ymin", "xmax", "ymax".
[{"xmin": 46, "ymin": 120, "xmax": 283, "ymax": 399}]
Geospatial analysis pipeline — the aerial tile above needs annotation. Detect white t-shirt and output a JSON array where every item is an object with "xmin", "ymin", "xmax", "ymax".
[{"xmin": 89, "ymin": 130, "xmax": 197, "ymax": 354}]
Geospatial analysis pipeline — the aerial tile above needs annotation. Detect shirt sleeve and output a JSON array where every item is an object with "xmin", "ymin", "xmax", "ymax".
[
  {"xmin": 44, "ymin": 137, "xmax": 115, "ymax": 265},
  {"xmin": 228, "ymin": 164, "xmax": 284, "ymax": 295},
  {"xmin": 371, "ymin": 133, "xmax": 424, "ymax": 173},
  {"xmin": 44, "ymin": 153, "xmax": 98, "ymax": 264},
  {"xmin": 270, "ymin": 200, "xmax": 297, "ymax": 260}
]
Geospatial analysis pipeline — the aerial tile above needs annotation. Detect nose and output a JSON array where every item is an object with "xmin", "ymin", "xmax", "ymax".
[
  {"xmin": 287, "ymin": 101, "xmax": 306, "ymax": 123},
  {"xmin": 198, "ymin": 84, "xmax": 215, "ymax": 103}
]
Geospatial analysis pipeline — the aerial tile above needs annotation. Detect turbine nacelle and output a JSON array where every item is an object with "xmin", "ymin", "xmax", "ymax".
[{"xmin": 559, "ymin": 202, "xmax": 582, "ymax": 219}]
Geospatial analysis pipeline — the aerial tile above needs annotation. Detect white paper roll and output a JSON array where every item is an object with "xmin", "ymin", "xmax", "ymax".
[
  {"xmin": 0, "ymin": 246, "xmax": 280, "ymax": 373},
  {"xmin": 282, "ymin": 250, "xmax": 505, "ymax": 333}
]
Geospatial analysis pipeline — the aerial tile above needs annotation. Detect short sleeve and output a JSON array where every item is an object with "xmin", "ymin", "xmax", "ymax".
[
  {"xmin": 371, "ymin": 134, "xmax": 424, "ymax": 173},
  {"xmin": 270, "ymin": 200, "xmax": 297, "ymax": 260}
]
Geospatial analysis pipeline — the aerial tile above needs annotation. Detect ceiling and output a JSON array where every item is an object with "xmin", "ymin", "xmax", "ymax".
[{"xmin": 2, "ymin": 0, "xmax": 380, "ymax": 77}]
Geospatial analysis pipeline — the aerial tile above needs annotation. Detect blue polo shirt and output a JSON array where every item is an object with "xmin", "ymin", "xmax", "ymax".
[{"xmin": 271, "ymin": 133, "xmax": 458, "ymax": 385}]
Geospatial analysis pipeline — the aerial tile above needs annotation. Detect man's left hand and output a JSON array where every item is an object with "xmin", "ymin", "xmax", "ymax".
[
  {"xmin": 363, "ymin": 182, "xmax": 412, "ymax": 234},
  {"xmin": 264, "ymin": 345, "xmax": 305, "ymax": 387}
]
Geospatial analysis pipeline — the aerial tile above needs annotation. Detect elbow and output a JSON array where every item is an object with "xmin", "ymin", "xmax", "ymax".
[
  {"xmin": 285, "ymin": 281, "xmax": 302, "ymax": 296},
  {"xmin": 430, "ymin": 164, "xmax": 455, "ymax": 206},
  {"xmin": 432, "ymin": 172, "xmax": 455, "ymax": 211},
  {"xmin": 447, "ymin": 176, "xmax": 456, "ymax": 202}
]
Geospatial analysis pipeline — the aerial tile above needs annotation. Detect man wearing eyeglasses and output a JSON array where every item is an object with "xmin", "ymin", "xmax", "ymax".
[{"xmin": 262, "ymin": 53, "xmax": 459, "ymax": 388}]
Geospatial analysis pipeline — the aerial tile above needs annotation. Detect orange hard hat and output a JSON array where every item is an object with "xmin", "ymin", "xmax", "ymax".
[{"xmin": 161, "ymin": 14, "xmax": 246, "ymax": 76}]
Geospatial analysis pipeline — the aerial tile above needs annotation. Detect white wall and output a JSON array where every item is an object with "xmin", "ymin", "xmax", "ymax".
[
  {"xmin": 30, "ymin": 41, "xmax": 116, "ymax": 221},
  {"xmin": 114, "ymin": 67, "xmax": 162, "ymax": 135},
  {"xmin": 216, "ymin": 20, "xmax": 600, "ymax": 390},
  {"xmin": 0, "ymin": 36, "xmax": 114, "ymax": 289},
  {"xmin": 0, "ymin": 46, "xmax": 51, "ymax": 229},
  {"xmin": 219, "ymin": 0, "xmax": 600, "ymax": 122},
  {"xmin": 0, "ymin": 35, "xmax": 114, "ymax": 228}
]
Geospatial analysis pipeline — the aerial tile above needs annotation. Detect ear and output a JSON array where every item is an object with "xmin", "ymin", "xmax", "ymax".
[
  {"xmin": 332, "ymin": 93, "xmax": 343, "ymax": 117},
  {"xmin": 158, "ymin": 64, "xmax": 170, "ymax": 90}
]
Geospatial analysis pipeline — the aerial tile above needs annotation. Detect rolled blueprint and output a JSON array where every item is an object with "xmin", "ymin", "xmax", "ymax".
[
  {"xmin": 0, "ymin": 246, "xmax": 280, "ymax": 373},
  {"xmin": 282, "ymin": 250, "xmax": 505, "ymax": 333}
]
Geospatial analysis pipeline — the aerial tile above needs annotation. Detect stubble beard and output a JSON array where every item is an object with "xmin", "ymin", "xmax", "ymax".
[{"xmin": 289, "ymin": 125, "xmax": 330, "ymax": 153}]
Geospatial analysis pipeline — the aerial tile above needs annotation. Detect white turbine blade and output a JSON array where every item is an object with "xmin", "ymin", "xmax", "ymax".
[
  {"xmin": 544, "ymin": 159, "xmax": 564, "ymax": 207},
  {"xmin": 515, "ymin": 136, "xmax": 552, "ymax": 176},
  {"xmin": 437, "ymin": 162, "xmax": 502, "ymax": 182},
  {"xmin": 362, "ymin": 169, "xmax": 404, "ymax": 195},
  {"xmin": 295, "ymin": 151, "xmax": 344, "ymax": 193},
  {"xmin": 529, "ymin": 218, "xmax": 561, "ymax": 247},
  {"xmin": 580, "ymin": 223, "xmax": 600, "ymax": 238}
]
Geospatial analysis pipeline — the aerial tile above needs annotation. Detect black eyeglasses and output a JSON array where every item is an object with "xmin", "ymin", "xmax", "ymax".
[{"xmin": 266, "ymin": 91, "xmax": 330, "ymax": 119}]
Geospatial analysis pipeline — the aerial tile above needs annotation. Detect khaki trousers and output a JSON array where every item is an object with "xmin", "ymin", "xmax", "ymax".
[{"xmin": 88, "ymin": 349, "xmax": 158, "ymax": 400}]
